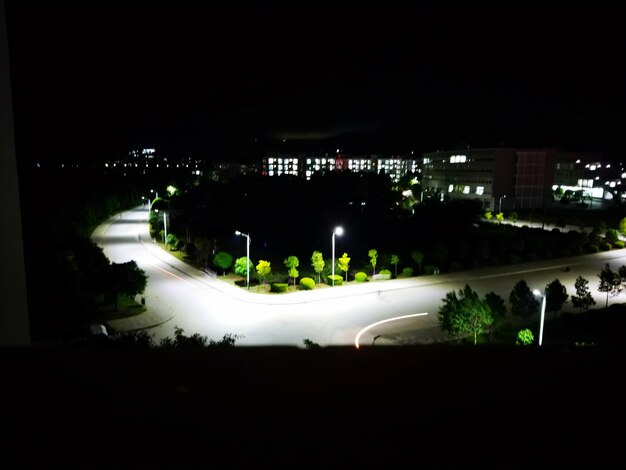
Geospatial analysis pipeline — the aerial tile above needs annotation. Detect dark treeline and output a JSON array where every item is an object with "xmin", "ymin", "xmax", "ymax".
[
  {"xmin": 160, "ymin": 173, "xmax": 618, "ymax": 283},
  {"xmin": 17, "ymin": 165, "xmax": 158, "ymax": 341}
]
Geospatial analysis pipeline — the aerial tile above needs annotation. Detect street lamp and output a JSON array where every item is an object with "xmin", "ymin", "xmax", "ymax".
[
  {"xmin": 155, "ymin": 209, "xmax": 167, "ymax": 248},
  {"xmin": 235, "ymin": 230, "xmax": 251, "ymax": 290},
  {"xmin": 331, "ymin": 226, "xmax": 343, "ymax": 286},
  {"xmin": 533, "ymin": 289, "xmax": 547, "ymax": 346},
  {"xmin": 499, "ymin": 194, "xmax": 507, "ymax": 213}
]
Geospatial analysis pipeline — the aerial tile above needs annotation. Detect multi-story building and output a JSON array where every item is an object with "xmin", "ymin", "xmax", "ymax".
[
  {"xmin": 261, "ymin": 153, "xmax": 420, "ymax": 182},
  {"xmin": 421, "ymin": 148, "xmax": 564, "ymax": 210}
]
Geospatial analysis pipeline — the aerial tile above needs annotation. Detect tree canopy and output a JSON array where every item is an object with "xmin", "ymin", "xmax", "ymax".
[
  {"xmin": 438, "ymin": 284, "xmax": 494, "ymax": 345},
  {"xmin": 509, "ymin": 280, "xmax": 540, "ymax": 319}
]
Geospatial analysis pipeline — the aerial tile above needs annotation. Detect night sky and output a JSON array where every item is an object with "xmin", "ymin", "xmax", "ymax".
[{"xmin": 6, "ymin": 1, "xmax": 626, "ymax": 163}]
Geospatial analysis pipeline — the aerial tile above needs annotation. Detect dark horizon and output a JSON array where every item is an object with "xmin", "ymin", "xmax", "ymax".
[{"xmin": 5, "ymin": 1, "xmax": 625, "ymax": 163}]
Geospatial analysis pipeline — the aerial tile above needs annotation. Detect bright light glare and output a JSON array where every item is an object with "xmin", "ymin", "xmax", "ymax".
[
  {"xmin": 334, "ymin": 226, "xmax": 344, "ymax": 236},
  {"xmin": 235, "ymin": 230, "xmax": 241, "ymax": 235},
  {"xmin": 533, "ymin": 290, "xmax": 541, "ymax": 296}
]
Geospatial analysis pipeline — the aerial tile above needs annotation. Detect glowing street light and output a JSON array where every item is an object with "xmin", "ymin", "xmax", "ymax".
[
  {"xmin": 235, "ymin": 230, "xmax": 251, "ymax": 290},
  {"xmin": 155, "ymin": 209, "xmax": 167, "ymax": 248},
  {"xmin": 499, "ymin": 194, "xmax": 507, "ymax": 213},
  {"xmin": 331, "ymin": 226, "xmax": 343, "ymax": 286},
  {"xmin": 533, "ymin": 289, "xmax": 547, "ymax": 346}
]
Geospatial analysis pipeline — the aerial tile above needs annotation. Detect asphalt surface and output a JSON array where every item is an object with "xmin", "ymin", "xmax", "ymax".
[{"xmin": 93, "ymin": 206, "xmax": 626, "ymax": 346}]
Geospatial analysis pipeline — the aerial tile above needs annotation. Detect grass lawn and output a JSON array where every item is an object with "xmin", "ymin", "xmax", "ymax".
[{"xmin": 92, "ymin": 295, "xmax": 146, "ymax": 323}]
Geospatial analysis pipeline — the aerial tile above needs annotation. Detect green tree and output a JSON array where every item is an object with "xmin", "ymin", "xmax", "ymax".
[
  {"xmin": 496, "ymin": 212, "xmax": 504, "ymax": 224},
  {"xmin": 256, "ymin": 260, "xmax": 272, "ymax": 284},
  {"xmin": 234, "ymin": 256, "xmax": 253, "ymax": 277},
  {"xmin": 411, "ymin": 251, "xmax": 424, "ymax": 273},
  {"xmin": 570, "ymin": 276, "xmax": 596, "ymax": 313},
  {"xmin": 311, "ymin": 251, "xmax": 325, "ymax": 284},
  {"xmin": 605, "ymin": 228, "xmax": 620, "ymax": 244},
  {"xmin": 213, "ymin": 251, "xmax": 233, "ymax": 276},
  {"xmin": 284, "ymin": 256, "xmax": 300, "ymax": 286},
  {"xmin": 618, "ymin": 217, "xmax": 626, "ymax": 236},
  {"xmin": 390, "ymin": 254, "xmax": 400, "ymax": 277},
  {"xmin": 166, "ymin": 233, "xmax": 178, "ymax": 250},
  {"xmin": 338, "ymin": 253, "xmax": 350, "ymax": 281},
  {"xmin": 545, "ymin": 279, "xmax": 568, "ymax": 318},
  {"xmin": 110, "ymin": 260, "xmax": 148, "ymax": 310},
  {"xmin": 368, "ymin": 249, "xmax": 378, "ymax": 276},
  {"xmin": 438, "ymin": 284, "xmax": 493, "ymax": 345},
  {"xmin": 485, "ymin": 291, "xmax": 507, "ymax": 342},
  {"xmin": 484, "ymin": 211, "xmax": 493, "ymax": 222},
  {"xmin": 598, "ymin": 263, "xmax": 621, "ymax": 308},
  {"xmin": 508, "ymin": 211, "xmax": 519, "ymax": 225},
  {"xmin": 509, "ymin": 280, "xmax": 540, "ymax": 319},
  {"xmin": 516, "ymin": 329, "xmax": 534, "ymax": 346}
]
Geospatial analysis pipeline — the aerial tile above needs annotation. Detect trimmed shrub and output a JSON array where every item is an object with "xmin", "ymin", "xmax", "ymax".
[
  {"xmin": 379, "ymin": 269, "xmax": 392, "ymax": 275},
  {"xmin": 506, "ymin": 254, "xmax": 521, "ymax": 265},
  {"xmin": 299, "ymin": 277, "xmax": 315, "ymax": 290},
  {"xmin": 600, "ymin": 242, "xmax": 612, "ymax": 252},
  {"xmin": 355, "ymin": 272, "xmax": 368, "ymax": 283},
  {"xmin": 327, "ymin": 274, "xmax": 342, "ymax": 286},
  {"xmin": 525, "ymin": 252, "xmax": 538, "ymax": 262},
  {"xmin": 401, "ymin": 267, "xmax": 414, "ymax": 277},
  {"xmin": 270, "ymin": 283, "xmax": 289, "ymax": 293},
  {"xmin": 614, "ymin": 240, "xmax": 625, "ymax": 249},
  {"xmin": 584, "ymin": 244, "xmax": 599, "ymax": 254},
  {"xmin": 448, "ymin": 262, "xmax": 462, "ymax": 272}
]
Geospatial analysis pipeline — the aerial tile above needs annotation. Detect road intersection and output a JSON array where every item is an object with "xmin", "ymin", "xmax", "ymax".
[{"xmin": 93, "ymin": 206, "xmax": 626, "ymax": 347}]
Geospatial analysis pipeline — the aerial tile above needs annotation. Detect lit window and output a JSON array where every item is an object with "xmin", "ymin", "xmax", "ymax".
[
  {"xmin": 448, "ymin": 184, "xmax": 454, "ymax": 193},
  {"xmin": 307, "ymin": 159, "xmax": 311, "ymax": 164},
  {"xmin": 463, "ymin": 186, "xmax": 470, "ymax": 194},
  {"xmin": 476, "ymin": 186, "xmax": 484, "ymax": 195}
]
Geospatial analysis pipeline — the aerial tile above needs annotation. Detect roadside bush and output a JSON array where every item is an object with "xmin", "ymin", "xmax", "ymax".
[
  {"xmin": 614, "ymin": 240, "xmax": 625, "ymax": 249},
  {"xmin": 379, "ymin": 269, "xmax": 392, "ymax": 276},
  {"xmin": 506, "ymin": 254, "xmax": 521, "ymax": 265},
  {"xmin": 299, "ymin": 277, "xmax": 315, "ymax": 290},
  {"xmin": 525, "ymin": 252, "xmax": 538, "ymax": 262},
  {"xmin": 600, "ymin": 242, "xmax": 612, "ymax": 252},
  {"xmin": 448, "ymin": 262, "xmax": 462, "ymax": 272},
  {"xmin": 327, "ymin": 275, "xmax": 342, "ymax": 286},
  {"xmin": 401, "ymin": 267, "xmax": 414, "ymax": 277},
  {"xmin": 270, "ymin": 283, "xmax": 289, "ymax": 293},
  {"xmin": 584, "ymin": 244, "xmax": 599, "ymax": 254},
  {"xmin": 355, "ymin": 272, "xmax": 368, "ymax": 282}
]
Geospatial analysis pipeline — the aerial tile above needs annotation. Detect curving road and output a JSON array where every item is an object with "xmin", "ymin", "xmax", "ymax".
[{"xmin": 93, "ymin": 206, "xmax": 626, "ymax": 347}]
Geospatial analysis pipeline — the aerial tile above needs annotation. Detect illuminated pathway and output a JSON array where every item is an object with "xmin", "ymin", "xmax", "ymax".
[{"xmin": 93, "ymin": 206, "xmax": 626, "ymax": 347}]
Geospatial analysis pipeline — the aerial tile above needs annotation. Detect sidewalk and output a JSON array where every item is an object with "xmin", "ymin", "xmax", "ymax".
[{"xmin": 105, "ymin": 295, "xmax": 175, "ymax": 333}]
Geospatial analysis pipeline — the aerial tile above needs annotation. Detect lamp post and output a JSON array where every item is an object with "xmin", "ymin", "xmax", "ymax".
[
  {"xmin": 499, "ymin": 194, "xmax": 507, "ymax": 213},
  {"xmin": 331, "ymin": 226, "xmax": 343, "ymax": 286},
  {"xmin": 533, "ymin": 289, "xmax": 547, "ymax": 346},
  {"xmin": 155, "ymin": 209, "xmax": 167, "ymax": 248},
  {"xmin": 235, "ymin": 230, "xmax": 251, "ymax": 290}
]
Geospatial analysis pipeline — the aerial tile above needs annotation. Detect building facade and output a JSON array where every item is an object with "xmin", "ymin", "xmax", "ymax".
[
  {"xmin": 421, "ymin": 148, "xmax": 562, "ymax": 210},
  {"xmin": 262, "ymin": 152, "xmax": 421, "ymax": 182}
]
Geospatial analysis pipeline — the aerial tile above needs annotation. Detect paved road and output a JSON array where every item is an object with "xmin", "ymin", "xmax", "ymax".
[{"xmin": 93, "ymin": 206, "xmax": 626, "ymax": 347}]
